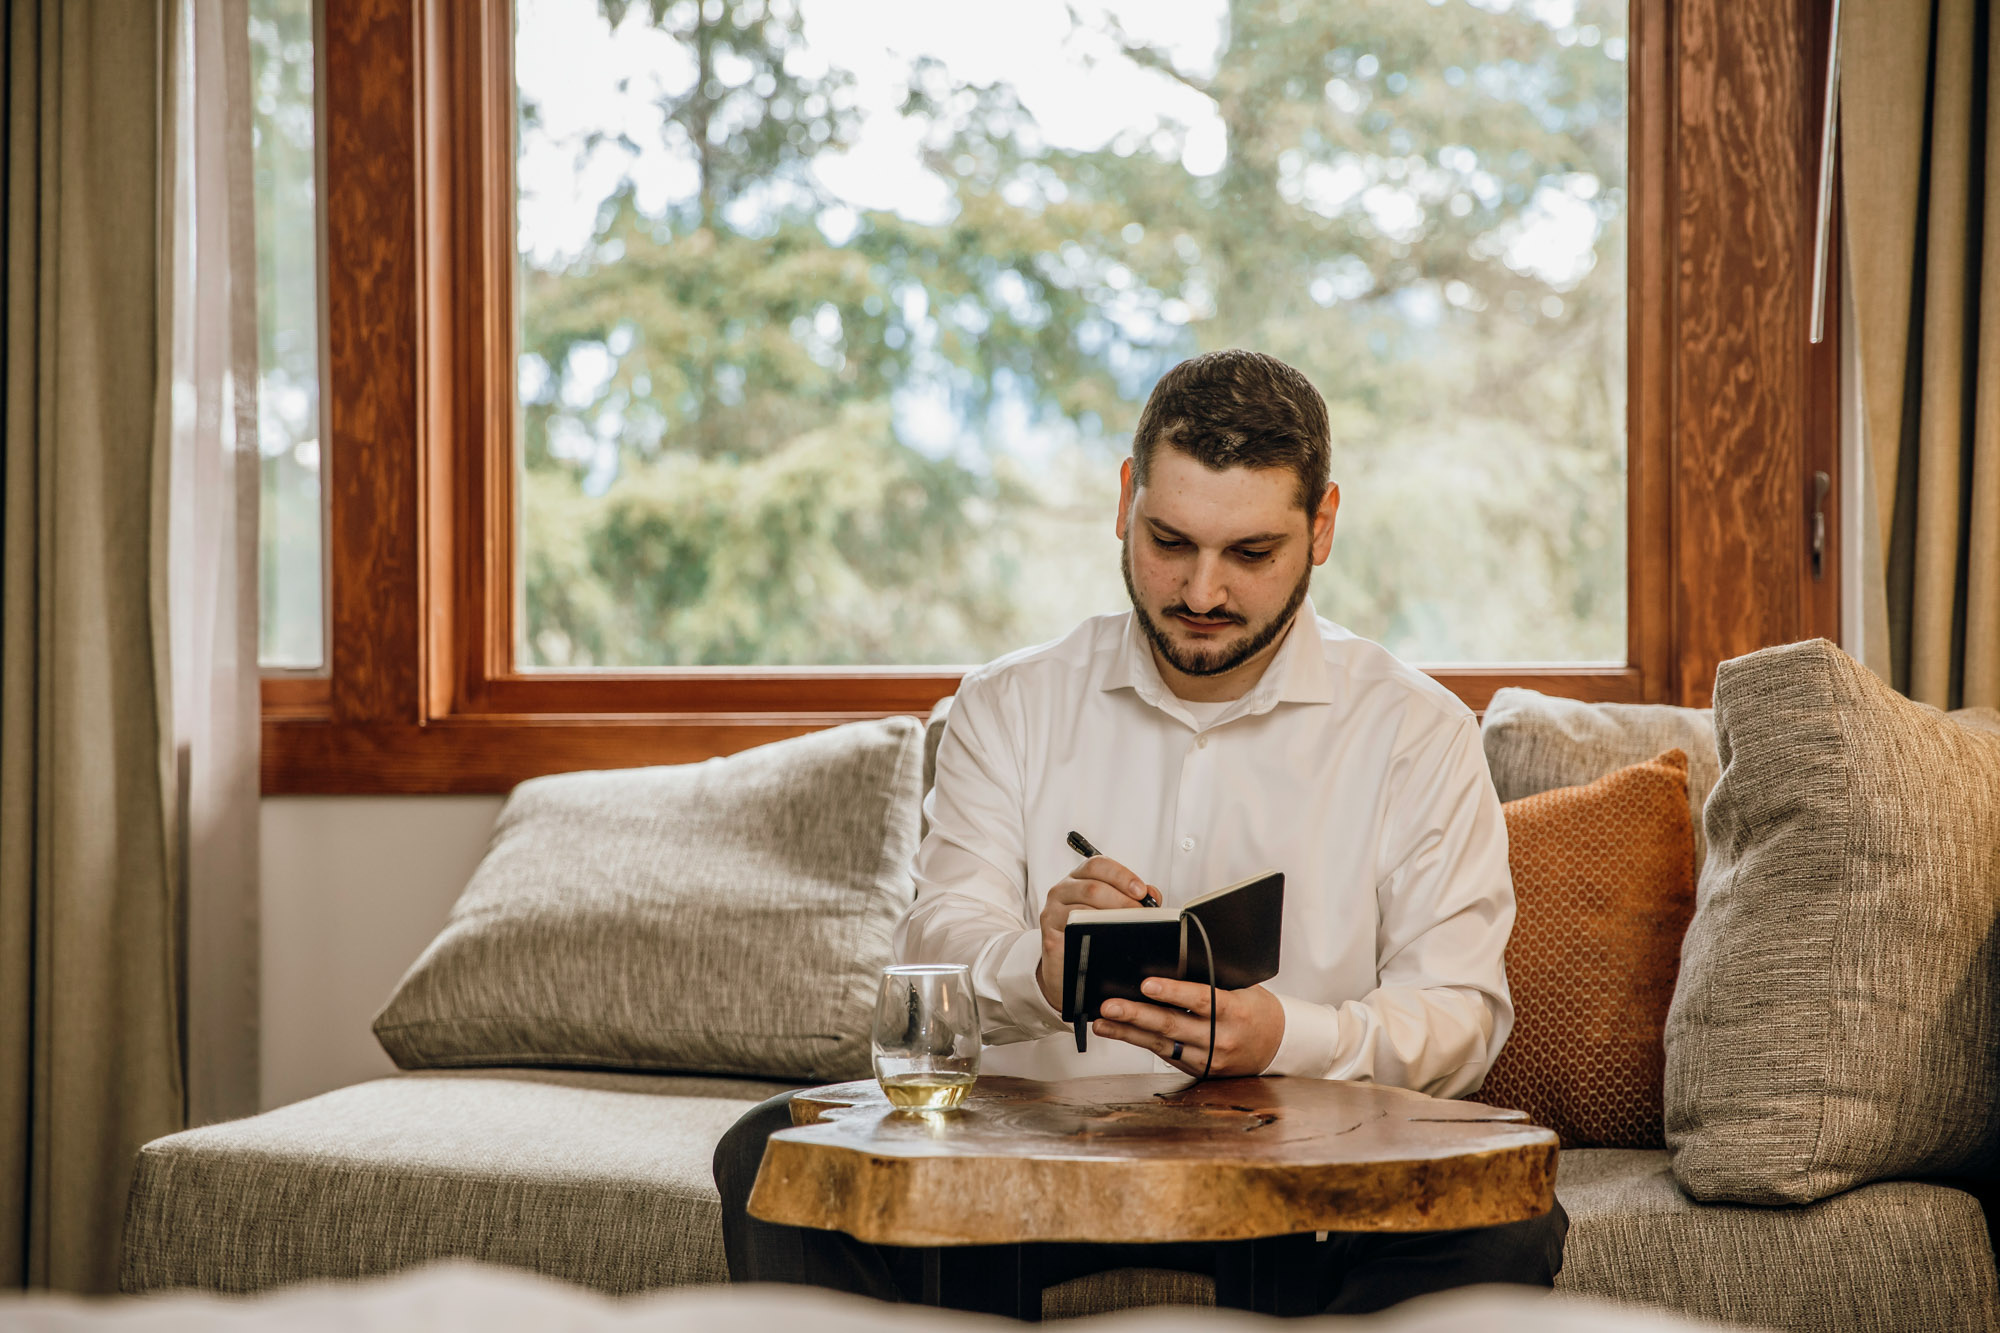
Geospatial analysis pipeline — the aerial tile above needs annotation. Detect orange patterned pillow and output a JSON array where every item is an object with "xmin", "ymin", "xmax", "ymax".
[{"xmin": 1480, "ymin": 749, "xmax": 1696, "ymax": 1148}]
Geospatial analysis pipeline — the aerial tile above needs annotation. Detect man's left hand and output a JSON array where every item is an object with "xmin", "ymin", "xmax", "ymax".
[{"xmin": 1093, "ymin": 978, "xmax": 1285, "ymax": 1077}]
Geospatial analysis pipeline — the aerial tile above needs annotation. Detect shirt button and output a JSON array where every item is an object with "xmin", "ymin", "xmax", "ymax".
[
  {"xmin": 1180, "ymin": 837, "xmax": 1195, "ymax": 852},
  {"xmin": 1196, "ymin": 735, "xmax": 1209, "ymax": 749}
]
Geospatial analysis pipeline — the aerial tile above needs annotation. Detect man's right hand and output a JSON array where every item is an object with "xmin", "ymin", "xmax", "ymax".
[{"xmin": 1037, "ymin": 857, "xmax": 1157, "ymax": 1010}]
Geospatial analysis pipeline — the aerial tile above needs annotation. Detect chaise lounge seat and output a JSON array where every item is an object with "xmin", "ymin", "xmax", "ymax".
[{"xmin": 122, "ymin": 1070, "xmax": 786, "ymax": 1295}]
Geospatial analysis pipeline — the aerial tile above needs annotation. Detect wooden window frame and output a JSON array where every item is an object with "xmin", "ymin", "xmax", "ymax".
[{"xmin": 263, "ymin": 0, "xmax": 1841, "ymax": 795}]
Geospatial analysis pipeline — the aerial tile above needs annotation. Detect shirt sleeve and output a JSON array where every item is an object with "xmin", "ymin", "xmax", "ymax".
[
  {"xmin": 1262, "ymin": 712, "xmax": 1515, "ymax": 1097},
  {"xmin": 892, "ymin": 674, "xmax": 1069, "ymax": 1046}
]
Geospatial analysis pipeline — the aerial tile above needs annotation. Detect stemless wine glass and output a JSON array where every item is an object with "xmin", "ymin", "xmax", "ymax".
[{"xmin": 871, "ymin": 964, "xmax": 981, "ymax": 1112}]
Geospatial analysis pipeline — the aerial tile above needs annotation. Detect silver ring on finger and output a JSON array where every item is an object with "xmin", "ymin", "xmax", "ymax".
[{"xmin": 1170, "ymin": 1040, "xmax": 1184, "ymax": 1062}]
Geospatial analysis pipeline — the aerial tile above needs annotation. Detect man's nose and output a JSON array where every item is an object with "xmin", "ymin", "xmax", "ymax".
[{"xmin": 1184, "ymin": 554, "xmax": 1228, "ymax": 613}]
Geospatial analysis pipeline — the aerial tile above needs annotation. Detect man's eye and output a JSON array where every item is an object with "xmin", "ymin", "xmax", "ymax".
[
  {"xmin": 1235, "ymin": 549, "xmax": 1273, "ymax": 562},
  {"xmin": 1152, "ymin": 537, "xmax": 1187, "ymax": 551}
]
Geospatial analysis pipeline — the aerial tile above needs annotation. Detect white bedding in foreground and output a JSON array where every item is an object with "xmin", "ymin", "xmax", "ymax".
[{"xmin": 0, "ymin": 1262, "xmax": 1734, "ymax": 1332}]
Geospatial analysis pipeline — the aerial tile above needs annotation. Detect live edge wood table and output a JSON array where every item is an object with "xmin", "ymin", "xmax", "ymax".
[{"xmin": 746, "ymin": 1074, "xmax": 1558, "ymax": 1319}]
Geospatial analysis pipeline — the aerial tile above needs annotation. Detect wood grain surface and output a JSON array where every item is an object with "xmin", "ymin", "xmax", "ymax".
[
  {"xmin": 1669, "ymin": 0, "xmax": 1842, "ymax": 705},
  {"xmin": 322, "ymin": 0, "xmax": 422, "ymax": 728},
  {"xmin": 747, "ymin": 1076, "xmax": 1558, "ymax": 1247}
]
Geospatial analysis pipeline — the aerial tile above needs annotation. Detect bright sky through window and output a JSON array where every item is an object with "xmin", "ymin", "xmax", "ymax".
[{"xmin": 517, "ymin": 1, "xmax": 1606, "ymax": 285}]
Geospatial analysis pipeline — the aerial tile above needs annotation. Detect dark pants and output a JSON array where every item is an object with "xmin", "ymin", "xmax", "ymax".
[{"xmin": 712, "ymin": 1090, "xmax": 1568, "ymax": 1318}]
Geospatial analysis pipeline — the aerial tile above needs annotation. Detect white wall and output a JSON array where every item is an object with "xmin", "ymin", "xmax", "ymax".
[{"xmin": 259, "ymin": 795, "xmax": 503, "ymax": 1110}]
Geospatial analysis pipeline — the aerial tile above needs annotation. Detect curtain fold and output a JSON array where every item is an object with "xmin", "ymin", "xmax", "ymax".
[
  {"xmin": 0, "ymin": 1, "xmax": 185, "ymax": 1292},
  {"xmin": 1845, "ymin": 0, "xmax": 2000, "ymax": 710},
  {"xmin": 168, "ymin": 0, "xmax": 260, "ymax": 1129}
]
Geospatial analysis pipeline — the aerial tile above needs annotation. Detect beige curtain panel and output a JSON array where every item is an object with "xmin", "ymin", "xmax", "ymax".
[
  {"xmin": 0, "ymin": 2, "xmax": 185, "ymax": 1292},
  {"xmin": 1845, "ymin": 0, "xmax": 2000, "ymax": 710}
]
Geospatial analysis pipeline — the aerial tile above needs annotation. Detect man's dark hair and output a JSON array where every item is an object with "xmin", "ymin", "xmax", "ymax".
[{"xmin": 1130, "ymin": 349, "xmax": 1332, "ymax": 514}]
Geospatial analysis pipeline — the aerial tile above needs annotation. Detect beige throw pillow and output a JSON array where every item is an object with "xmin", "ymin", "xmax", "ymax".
[
  {"xmin": 373, "ymin": 716, "xmax": 925, "ymax": 1082},
  {"xmin": 1481, "ymin": 689, "xmax": 1721, "ymax": 873},
  {"xmin": 1664, "ymin": 639, "xmax": 2000, "ymax": 1204}
]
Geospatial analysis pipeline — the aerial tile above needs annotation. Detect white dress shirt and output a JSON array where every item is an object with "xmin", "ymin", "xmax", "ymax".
[{"xmin": 893, "ymin": 600, "xmax": 1515, "ymax": 1097}]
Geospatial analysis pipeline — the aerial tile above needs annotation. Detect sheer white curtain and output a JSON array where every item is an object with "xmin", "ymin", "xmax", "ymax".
[{"xmin": 162, "ymin": 0, "xmax": 260, "ymax": 1125}]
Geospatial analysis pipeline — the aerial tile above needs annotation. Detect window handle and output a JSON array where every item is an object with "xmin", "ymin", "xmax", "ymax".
[{"xmin": 1811, "ymin": 470, "xmax": 1831, "ymax": 580}]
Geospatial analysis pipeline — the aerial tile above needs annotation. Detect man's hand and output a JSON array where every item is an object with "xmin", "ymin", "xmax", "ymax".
[
  {"xmin": 1093, "ymin": 978, "xmax": 1286, "ymax": 1077},
  {"xmin": 1036, "ymin": 857, "xmax": 1156, "ymax": 1010}
]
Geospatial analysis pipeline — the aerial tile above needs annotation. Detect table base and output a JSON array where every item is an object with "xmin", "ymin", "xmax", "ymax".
[{"xmin": 915, "ymin": 1233, "xmax": 1325, "ymax": 1319}]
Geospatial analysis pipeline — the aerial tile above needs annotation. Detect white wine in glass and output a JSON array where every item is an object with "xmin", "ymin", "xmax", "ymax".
[{"xmin": 872, "ymin": 964, "xmax": 981, "ymax": 1113}]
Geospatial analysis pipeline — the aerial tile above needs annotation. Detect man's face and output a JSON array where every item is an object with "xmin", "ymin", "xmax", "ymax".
[{"xmin": 1116, "ymin": 447, "xmax": 1339, "ymax": 685}]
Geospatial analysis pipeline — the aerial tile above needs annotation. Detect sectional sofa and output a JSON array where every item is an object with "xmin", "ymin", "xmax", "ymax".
[{"xmin": 121, "ymin": 639, "xmax": 2000, "ymax": 1330}]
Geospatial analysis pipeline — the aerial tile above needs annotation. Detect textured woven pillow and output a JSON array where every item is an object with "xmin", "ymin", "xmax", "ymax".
[
  {"xmin": 374, "ymin": 716, "xmax": 925, "ymax": 1082},
  {"xmin": 1665, "ymin": 639, "xmax": 2000, "ymax": 1204},
  {"xmin": 1480, "ymin": 750, "xmax": 1697, "ymax": 1148},
  {"xmin": 1482, "ymin": 689, "xmax": 1719, "ymax": 873}
]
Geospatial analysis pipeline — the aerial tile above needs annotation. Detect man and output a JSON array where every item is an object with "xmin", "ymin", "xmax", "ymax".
[{"xmin": 714, "ymin": 349, "xmax": 1565, "ymax": 1313}]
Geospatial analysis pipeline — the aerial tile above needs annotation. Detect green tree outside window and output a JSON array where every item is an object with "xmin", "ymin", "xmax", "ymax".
[{"xmin": 516, "ymin": 0, "xmax": 1627, "ymax": 668}]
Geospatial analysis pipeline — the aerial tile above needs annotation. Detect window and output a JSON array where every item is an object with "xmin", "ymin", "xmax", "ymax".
[
  {"xmin": 512, "ymin": 0, "xmax": 1627, "ymax": 668},
  {"xmin": 250, "ymin": 0, "xmax": 324, "ymax": 669},
  {"xmin": 262, "ymin": 0, "xmax": 1840, "ymax": 794}
]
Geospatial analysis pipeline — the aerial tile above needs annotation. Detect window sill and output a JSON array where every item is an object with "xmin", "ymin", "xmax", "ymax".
[{"xmin": 260, "ymin": 665, "xmax": 1646, "ymax": 794}]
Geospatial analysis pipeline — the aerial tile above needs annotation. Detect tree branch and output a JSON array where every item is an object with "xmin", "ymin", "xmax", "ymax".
[{"xmin": 1066, "ymin": 4, "xmax": 1214, "ymax": 98}]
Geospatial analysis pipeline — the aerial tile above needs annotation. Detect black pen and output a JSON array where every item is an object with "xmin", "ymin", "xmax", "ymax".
[{"xmin": 1065, "ymin": 830, "xmax": 1160, "ymax": 908}]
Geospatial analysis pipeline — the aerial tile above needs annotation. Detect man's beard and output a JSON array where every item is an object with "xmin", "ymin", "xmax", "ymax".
[{"xmin": 1121, "ymin": 534, "xmax": 1314, "ymax": 679}]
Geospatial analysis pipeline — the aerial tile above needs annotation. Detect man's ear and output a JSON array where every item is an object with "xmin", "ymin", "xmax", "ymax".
[
  {"xmin": 1116, "ymin": 456, "xmax": 1135, "ymax": 541},
  {"xmin": 1310, "ymin": 482, "xmax": 1340, "ymax": 565}
]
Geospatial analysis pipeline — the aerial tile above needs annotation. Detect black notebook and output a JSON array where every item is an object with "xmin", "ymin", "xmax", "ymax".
[{"xmin": 1059, "ymin": 870, "xmax": 1284, "ymax": 1026}]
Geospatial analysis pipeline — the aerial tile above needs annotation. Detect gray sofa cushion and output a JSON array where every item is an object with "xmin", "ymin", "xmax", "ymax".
[
  {"xmin": 1665, "ymin": 639, "xmax": 2000, "ymax": 1204},
  {"xmin": 1556, "ymin": 1148, "xmax": 2000, "ymax": 1332},
  {"xmin": 373, "ymin": 717, "xmax": 925, "ymax": 1082},
  {"xmin": 1481, "ymin": 689, "xmax": 1721, "ymax": 873},
  {"xmin": 1042, "ymin": 1269, "xmax": 1213, "ymax": 1316},
  {"xmin": 121, "ymin": 1070, "xmax": 793, "ymax": 1295}
]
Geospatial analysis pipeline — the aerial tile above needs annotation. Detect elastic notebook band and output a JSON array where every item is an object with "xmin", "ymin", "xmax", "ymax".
[
  {"xmin": 1073, "ymin": 932, "xmax": 1092, "ymax": 1053},
  {"xmin": 1184, "ymin": 912, "xmax": 1217, "ymax": 1083}
]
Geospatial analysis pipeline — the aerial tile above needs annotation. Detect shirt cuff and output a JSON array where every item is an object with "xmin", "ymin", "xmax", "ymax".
[
  {"xmin": 990, "ymin": 927, "xmax": 1067, "ymax": 1042},
  {"xmin": 1265, "ymin": 991, "xmax": 1345, "ymax": 1077}
]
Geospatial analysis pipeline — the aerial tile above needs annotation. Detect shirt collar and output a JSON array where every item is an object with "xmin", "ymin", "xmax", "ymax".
[{"xmin": 1100, "ymin": 598, "xmax": 1337, "ymax": 721}]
